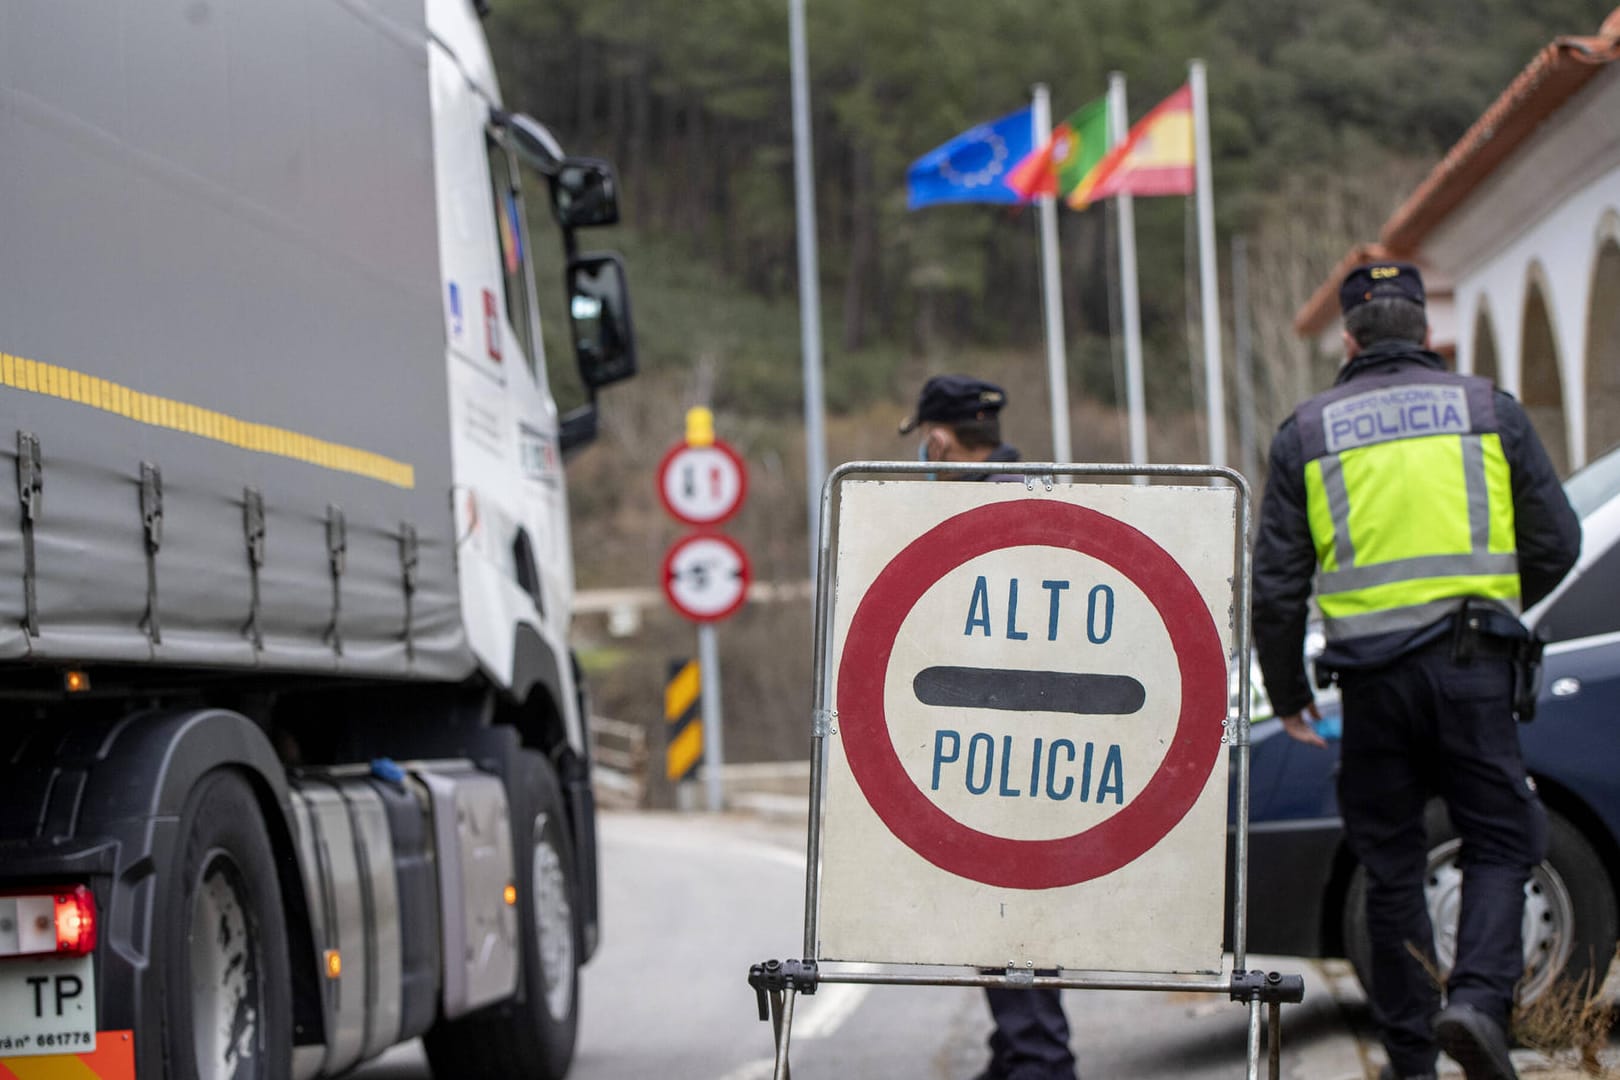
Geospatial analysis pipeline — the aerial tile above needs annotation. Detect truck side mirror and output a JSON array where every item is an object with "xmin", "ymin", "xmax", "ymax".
[
  {"xmin": 567, "ymin": 252, "xmax": 636, "ymax": 389},
  {"xmin": 550, "ymin": 158, "xmax": 620, "ymax": 229}
]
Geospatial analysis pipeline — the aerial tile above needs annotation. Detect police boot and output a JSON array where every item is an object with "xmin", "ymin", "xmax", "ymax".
[{"xmin": 1434, "ymin": 1002, "xmax": 1518, "ymax": 1080}]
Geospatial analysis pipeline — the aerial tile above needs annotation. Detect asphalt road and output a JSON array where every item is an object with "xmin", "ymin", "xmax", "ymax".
[{"xmin": 355, "ymin": 808, "xmax": 1378, "ymax": 1080}]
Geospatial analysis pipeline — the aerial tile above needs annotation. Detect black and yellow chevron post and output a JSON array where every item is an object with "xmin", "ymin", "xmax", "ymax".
[{"xmin": 664, "ymin": 658, "xmax": 703, "ymax": 783}]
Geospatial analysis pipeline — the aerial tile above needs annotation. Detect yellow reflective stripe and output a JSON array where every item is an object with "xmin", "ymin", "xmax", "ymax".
[
  {"xmin": 1341, "ymin": 436, "xmax": 1471, "ymax": 563},
  {"xmin": 1482, "ymin": 433, "xmax": 1515, "ymax": 553},
  {"xmin": 0, "ymin": 350, "xmax": 414, "ymax": 489},
  {"xmin": 1303, "ymin": 458, "xmax": 1340, "ymax": 572},
  {"xmin": 1316, "ymin": 573, "xmax": 1521, "ymax": 619},
  {"xmin": 664, "ymin": 661, "xmax": 700, "ymax": 722},
  {"xmin": 666, "ymin": 720, "xmax": 703, "ymax": 782}
]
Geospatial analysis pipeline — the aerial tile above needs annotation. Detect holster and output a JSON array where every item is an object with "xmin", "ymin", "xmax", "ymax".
[
  {"xmin": 1512, "ymin": 633, "xmax": 1547, "ymax": 724},
  {"xmin": 1450, "ymin": 598, "xmax": 1544, "ymax": 723}
]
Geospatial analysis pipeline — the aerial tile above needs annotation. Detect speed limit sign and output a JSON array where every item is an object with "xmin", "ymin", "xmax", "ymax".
[
  {"xmin": 657, "ymin": 439, "xmax": 748, "ymax": 526},
  {"xmin": 662, "ymin": 533, "xmax": 752, "ymax": 623}
]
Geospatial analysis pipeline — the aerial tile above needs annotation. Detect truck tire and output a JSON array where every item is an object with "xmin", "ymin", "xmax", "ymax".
[
  {"xmin": 160, "ymin": 769, "xmax": 292, "ymax": 1080},
  {"xmin": 1344, "ymin": 806, "xmax": 1617, "ymax": 1007},
  {"xmin": 425, "ymin": 749, "xmax": 581, "ymax": 1079}
]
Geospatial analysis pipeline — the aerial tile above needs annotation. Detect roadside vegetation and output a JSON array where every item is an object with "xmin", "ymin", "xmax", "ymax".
[{"xmin": 487, "ymin": 0, "xmax": 1619, "ymax": 759}]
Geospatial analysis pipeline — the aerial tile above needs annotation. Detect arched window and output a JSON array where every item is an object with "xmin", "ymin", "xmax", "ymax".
[
  {"xmin": 1521, "ymin": 271, "xmax": 1570, "ymax": 476},
  {"xmin": 1472, "ymin": 303, "xmax": 1499, "ymax": 383},
  {"xmin": 1586, "ymin": 234, "xmax": 1620, "ymax": 462}
]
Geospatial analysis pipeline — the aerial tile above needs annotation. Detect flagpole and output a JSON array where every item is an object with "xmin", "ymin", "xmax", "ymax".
[
  {"xmin": 1107, "ymin": 72, "xmax": 1148, "ymax": 482},
  {"xmin": 1191, "ymin": 59, "xmax": 1226, "ymax": 468},
  {"xmin": 789, "ymin": 0, "xmax": 827, "ymax": 579},
  {"xmin": 1032, "ymin": 84, "xmax": 1072, "ymax": 463}
]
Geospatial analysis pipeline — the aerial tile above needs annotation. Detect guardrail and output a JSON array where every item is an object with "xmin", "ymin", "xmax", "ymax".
[{"xmin": 589, "ymin": 714, "xmax": 647, "ymax": 807}]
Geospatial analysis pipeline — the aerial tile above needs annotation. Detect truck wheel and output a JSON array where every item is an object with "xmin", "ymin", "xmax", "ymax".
[
  {"xmin": 160, "ymin": 769, "xmax": 292, "ymax": 1080},
  {"xmin": 425, "ymin": 749, "xmax": 580, "ymax": 1079},
  {"xmin": 1344, "ymin": 806, "xmax": 1617, "ymax": 1006}
]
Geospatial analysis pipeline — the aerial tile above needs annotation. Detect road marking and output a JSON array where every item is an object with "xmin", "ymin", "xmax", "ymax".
[
  {"xmin": 714, "ymin": 1059, "xmax": 774, "ymax": 1080},
  {"xmin": 793, "ymin": 982, "xmax": 870, "ymax": 1040},
  {"xmin": 712, "ymin": 985, "xmax": 871, "ymax": 1080}
]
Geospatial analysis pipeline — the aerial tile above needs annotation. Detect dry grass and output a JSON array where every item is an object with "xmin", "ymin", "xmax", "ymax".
[
  {"xmin": 1399, "ymin": 942, "xmax": 1619, "ymax": 1077},
  {"xmin": 1510, "ymin": 956, "xmax": 1618, "ymax": 1077}
]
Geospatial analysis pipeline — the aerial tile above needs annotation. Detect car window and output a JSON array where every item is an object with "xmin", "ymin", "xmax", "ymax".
[
  {"xmin": 1539, "ymin": 538, "xmax": 1620, "ymax": 643},
  {"xmin": 1565, "ymin": 443, "xmax": 1620, "ymax": 520}
]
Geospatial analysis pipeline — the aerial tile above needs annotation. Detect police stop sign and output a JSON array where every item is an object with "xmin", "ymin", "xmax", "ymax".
[{"xmin": 817, "ymin": 479, "xmax": 1237, "ymax": 975}]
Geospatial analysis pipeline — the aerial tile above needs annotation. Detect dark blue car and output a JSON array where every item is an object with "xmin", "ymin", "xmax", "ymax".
[{"xmin": 1232, "ymin": 442, "xmax": 1620, "ymax": 1003}]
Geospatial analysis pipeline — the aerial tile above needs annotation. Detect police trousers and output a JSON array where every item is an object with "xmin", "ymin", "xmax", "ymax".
[
  {"xmin": 1336, "ymin": 639, "xmax": 1547, "ymax": 1075},
  {"xmin": 983, "ymin": 987, "xmax": 1075, "ymax": 1080}
]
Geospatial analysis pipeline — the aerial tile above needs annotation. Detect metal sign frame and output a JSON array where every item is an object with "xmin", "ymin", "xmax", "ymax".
[{"xmin": 749, "ymin": 460, "xmax": 1304, "ymax": 1080}]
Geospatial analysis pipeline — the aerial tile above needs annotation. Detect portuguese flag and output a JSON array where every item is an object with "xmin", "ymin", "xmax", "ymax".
[{"xmin": 1007, "ymin": 97, "xmax": 1110, "ymax": 203}]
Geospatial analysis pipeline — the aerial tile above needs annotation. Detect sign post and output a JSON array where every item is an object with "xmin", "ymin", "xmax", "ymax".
[
  {"xmin": 658, "ymin": 408, "xmax": 751, "ymax": 812},
  {"xmin": 747, "ymin": 461, "xmax": 1305, "ymax": 1080}
]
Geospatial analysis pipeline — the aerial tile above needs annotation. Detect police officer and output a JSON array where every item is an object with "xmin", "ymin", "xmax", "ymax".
[
  {"xmin": 900, "ymin": 374, "xmax": 1025, "ymax": 482},
  {"xmin": 1252, "ymin": 263, "xmax": 1580, "ymax": 1080},
  {"xmin": 901, "ymin": 375, "xmax": 1075, "ymax": 1080}
]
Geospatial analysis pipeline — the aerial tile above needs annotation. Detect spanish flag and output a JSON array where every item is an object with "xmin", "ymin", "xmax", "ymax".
[{"xmin": 1068, "ymin": 84, "xmax": 1194, "ymax": 210}]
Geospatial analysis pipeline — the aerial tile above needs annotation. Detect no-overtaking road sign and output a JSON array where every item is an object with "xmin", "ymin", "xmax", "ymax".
[
  {"xmin": 657, "ymin": 438, "xmax": 748, "ymax": 527},
  {"xmin": 817, "ymin": 479, "xmax": 1236, "ymax": 975}
]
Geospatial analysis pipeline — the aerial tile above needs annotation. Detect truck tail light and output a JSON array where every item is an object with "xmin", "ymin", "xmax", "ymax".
[{"xmin": 0, "ymin": 886, "xmax": 98, "ymax": 958}]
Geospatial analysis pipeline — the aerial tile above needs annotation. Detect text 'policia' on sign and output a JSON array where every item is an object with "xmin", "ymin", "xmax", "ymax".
[{"xmin": 920, "ymin": 574, "xmax": 1140, "ymax": 803}]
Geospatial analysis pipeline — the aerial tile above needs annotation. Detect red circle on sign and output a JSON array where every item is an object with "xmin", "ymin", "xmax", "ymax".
[
  {"xmin": 656, "ymin": 439, "xmax": 749, "ymax": 527},
  {"xmin": 662, "ymin": 532, "xmax": 752, "ymax": 623},
  {"xmin": 836, "ymin": 500, "xmax": 1226, "ymax": 890}
]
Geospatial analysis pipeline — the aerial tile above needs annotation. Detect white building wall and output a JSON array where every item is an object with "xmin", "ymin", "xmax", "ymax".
[{"xmin": 1424, "ymin": 67, "xmax": 1620, "ymax": 471}]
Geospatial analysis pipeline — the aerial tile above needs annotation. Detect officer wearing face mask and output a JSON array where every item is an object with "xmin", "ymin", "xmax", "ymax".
[
  {"xmin": 901, "ymin": 374, "xmax": 1072, "ymax": 1080},
  {"xmin": 899, "ymin": 375, "xmax": 1023, "ymax": 483}
]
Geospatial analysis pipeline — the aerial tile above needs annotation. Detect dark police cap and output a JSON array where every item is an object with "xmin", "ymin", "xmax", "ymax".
[
  {"xmin": 898, "ymin": 375, "xmax": 1006, "ymax": 435},
  {"xmin": 1339, "ymin": 261, "xmax": 1425, "ymax": 315}
]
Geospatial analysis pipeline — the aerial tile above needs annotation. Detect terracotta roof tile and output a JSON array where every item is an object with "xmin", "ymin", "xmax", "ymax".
[{"xmin": 1294, "ymin": 7, "xmax": 1620, "ymax": 337}]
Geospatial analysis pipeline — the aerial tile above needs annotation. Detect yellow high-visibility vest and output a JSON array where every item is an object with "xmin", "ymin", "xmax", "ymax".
[{"xmin": 1295, "ymin": 369, "xmax": 1519, "ymax": 642}]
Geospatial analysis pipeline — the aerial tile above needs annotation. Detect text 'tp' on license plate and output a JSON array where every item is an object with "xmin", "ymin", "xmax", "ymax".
[{"xmin": 0, "ymin": 955, "xmax": 95, "ymax": 1057}]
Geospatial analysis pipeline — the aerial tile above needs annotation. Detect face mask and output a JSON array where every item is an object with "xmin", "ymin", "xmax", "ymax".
[{"xmin": 917, "ymin": 437, "xmax": 938, "ymax": 480}]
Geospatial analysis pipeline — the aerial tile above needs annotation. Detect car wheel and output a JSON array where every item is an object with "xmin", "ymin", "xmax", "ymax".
[
  {"xmin": 1344, "ymin": 806, "xmax": 1617, "ymax": 1005},
  {"xmin": 424, "ymin": 749, "xmax": 580, "ymax": 1079}
]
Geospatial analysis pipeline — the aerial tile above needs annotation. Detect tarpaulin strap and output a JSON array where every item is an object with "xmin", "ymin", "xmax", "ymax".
[
  {"xmin": 399, "ymin": 522, "xmax": 419, "ymax": 662},
  {"xmin": 243, "ymin": 488, "xmax": 266, "ymax": 651},
  {"xmin": 324, "ymin": 504, "xmax": 346, "ymax": 657},
  {"xmin": 139, "ymin": 462, "xmax": 163, "ymax": 646},
  {"xmin": 16, "ymin": 431, "xmax": 41, "ymax": 637}
]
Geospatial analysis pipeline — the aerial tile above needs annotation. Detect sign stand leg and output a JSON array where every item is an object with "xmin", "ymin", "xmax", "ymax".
[
  {"xmin": 1246, "ymin": 998, "xmax": 1263, "ymax": 1080},
  {"xmin": 1230, "ymin": 970, "xmax": 1302, "ymax": 1080},
  {"xmin": 1268, "ymin": 999, "xmax": 1283, "ymax": 1079},
  {"xmin": 770, "ymin": 987, "xmax": 796, "ymax": 1080},
  {"xmin": 748, "ymin": 959, "xmax": 817, "ymax": 1080}
]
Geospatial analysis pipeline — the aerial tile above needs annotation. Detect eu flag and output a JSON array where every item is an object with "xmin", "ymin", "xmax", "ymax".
[{"xmin": 906, "ymin": 107, "xmax": 1035, "ymax": 210}]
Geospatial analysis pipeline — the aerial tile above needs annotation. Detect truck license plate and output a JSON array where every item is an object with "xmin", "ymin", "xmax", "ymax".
[{"xmin": 0, "ymin": 956, "xmax": 96, "ymax": 1057}]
